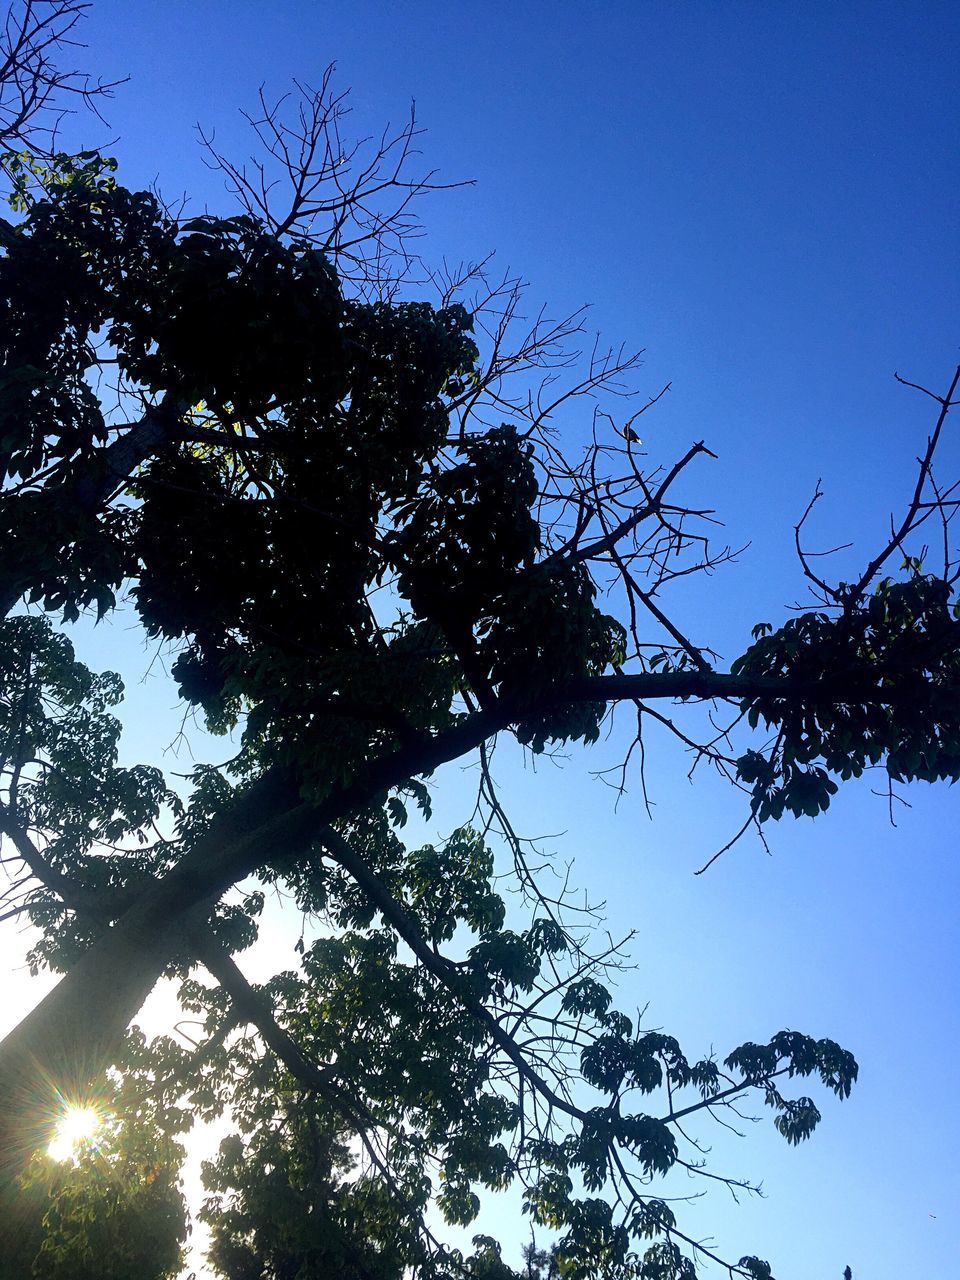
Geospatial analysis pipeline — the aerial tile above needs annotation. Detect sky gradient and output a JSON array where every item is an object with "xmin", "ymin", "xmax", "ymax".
[{"xmin": 3, "ymin": 2, "xmax": 958, "ymax": 1276}]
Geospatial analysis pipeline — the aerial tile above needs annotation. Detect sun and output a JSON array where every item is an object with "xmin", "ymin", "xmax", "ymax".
[{"xmin": 48, "ymin": 1104, "xmax": 102, "ymax": 1162}]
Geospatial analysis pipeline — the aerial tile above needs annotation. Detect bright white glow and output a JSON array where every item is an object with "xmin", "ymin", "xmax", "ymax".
[{"xmin": 48, "ymin": 1105, "xmax": 101, "ymax": 1162}]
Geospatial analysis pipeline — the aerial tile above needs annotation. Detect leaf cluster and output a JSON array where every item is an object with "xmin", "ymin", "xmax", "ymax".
[{"xmin": 734, "ymin": 572, "xmax": 960, "ymax": 819}]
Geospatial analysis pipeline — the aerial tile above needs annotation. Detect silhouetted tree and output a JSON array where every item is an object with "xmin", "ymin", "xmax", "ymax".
[{"xmin": 0, "ymin": 32, "xmax": 958, "ymax": 1280}]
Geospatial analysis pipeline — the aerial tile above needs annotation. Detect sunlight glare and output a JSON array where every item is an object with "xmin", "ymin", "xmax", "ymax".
[{"xmin": 48, "ymin": 1105, "xmax": 102, "ymax": 1162}]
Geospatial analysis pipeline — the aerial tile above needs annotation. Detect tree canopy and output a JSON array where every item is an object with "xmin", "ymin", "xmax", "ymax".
[{"xmin": 1, "ymin": 9, "xmax": 959, "ymax": 1278}]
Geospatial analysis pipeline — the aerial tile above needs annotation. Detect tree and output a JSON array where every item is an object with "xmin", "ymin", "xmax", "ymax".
[{"xmin": 0, "ymin": 36, "xmax": 959, "ymax": 1278}]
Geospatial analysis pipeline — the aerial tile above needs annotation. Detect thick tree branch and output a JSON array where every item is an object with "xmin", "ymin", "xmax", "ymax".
[
  {"xmin": 0, "ymin": 803, "xmax": 106, "ymax": 913},
  {"xmin": 0, "ymin": 397, "xmax": 185, "ymax": 618},
  {"xmin": 189, "ymin": 928, "xmax": 344, "ymax": 1109},
  {"xmin": 317, "ymin": 824, "xmax": 594, "ymax": 1126}
]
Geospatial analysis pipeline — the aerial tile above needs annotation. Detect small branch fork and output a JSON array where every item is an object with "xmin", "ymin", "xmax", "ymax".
[
  {"xmin": 703, "ymin": 364, "xmax": 960, "ymax": 867},
  {"xmin": 795, "ymin": 365, "xmax": 960, "ymax": 606},
  {"xmin": 198, "ymin": 70, "xmax": 469, "ymax": 296},
  {"xmin": 0, "ymin": 1, "xmax": 124, "ymax": 155}
]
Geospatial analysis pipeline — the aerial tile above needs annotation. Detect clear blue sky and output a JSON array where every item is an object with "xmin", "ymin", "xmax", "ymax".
[{"xmin": 8, "ymin": 2, "xmax": 960, "ymax": 1276}]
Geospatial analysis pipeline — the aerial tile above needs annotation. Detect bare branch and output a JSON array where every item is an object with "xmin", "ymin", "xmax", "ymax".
[
  {"xmin": 0, "ymin": 1, "xmax": 125, "ymax": 155},
  {"xmin": 198, "ymin": 72, "xmax": 469, "ymax": 294}
]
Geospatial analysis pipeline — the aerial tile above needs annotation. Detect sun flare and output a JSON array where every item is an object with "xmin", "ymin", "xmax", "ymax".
[{"xmin": 48, "ymin": 1105, "xmax": 102, "ymax": 1162}]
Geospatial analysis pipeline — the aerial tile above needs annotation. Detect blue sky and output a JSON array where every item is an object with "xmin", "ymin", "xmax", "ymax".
[{"xmin": 4, "ymin": 2, "xmax": 959, "ymax": 1276}]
